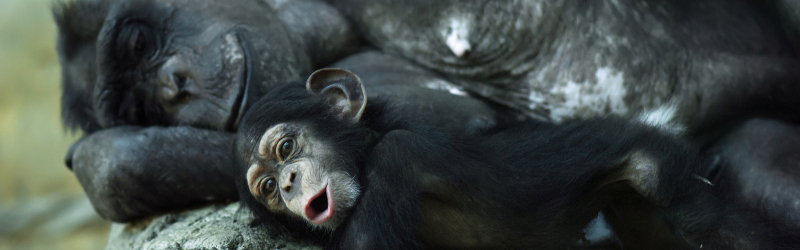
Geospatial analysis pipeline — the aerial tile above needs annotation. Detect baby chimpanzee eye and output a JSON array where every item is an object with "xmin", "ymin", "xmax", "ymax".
[
  {"xmin": 277, "ymin": 139, "xmax": 295, "ymax": 161},
  {"xmin": 262, "ymin": 178, "xmax": 277, "ymax": 194}
]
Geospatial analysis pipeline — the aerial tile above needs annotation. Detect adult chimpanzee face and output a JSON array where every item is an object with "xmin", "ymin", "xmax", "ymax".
[{"xmin": 58, "ymin": 0, "xmax": 311, "ymax": 132}]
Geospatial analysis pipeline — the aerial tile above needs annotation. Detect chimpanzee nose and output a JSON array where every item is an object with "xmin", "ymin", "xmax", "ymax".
[
  {"xmin": 281, "ymin": 170, "xmax": 299, "ymax": 193},
  {"xmin": 157, "ymin": 57, "xmax": 192, "ymax": 103}
]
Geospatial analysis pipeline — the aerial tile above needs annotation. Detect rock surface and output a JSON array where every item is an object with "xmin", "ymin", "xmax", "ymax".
[
  {"xmin": 106, "ymin": 202, "xmax": 321, "ymax": 250},
  {"xmin": 0, "ymin": 195, "xmax": 107, "ymax": 238}
]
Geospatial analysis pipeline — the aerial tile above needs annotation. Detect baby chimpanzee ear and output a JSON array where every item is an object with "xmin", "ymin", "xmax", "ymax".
[{"xmin": 306, "ymin": 68, "xmax": 367, "ymax": 123}]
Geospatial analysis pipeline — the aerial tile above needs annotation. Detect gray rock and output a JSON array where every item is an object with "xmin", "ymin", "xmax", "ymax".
[
  {"xmin": 0, "ymin": 194, "xmax": 106, "ymax": 238},
  {"xmin": 105, "ymin": 202, "xmax": 321, "ymax": 250},
  {"xmin": 0, "ymin": 194, "xmax": 73, "ymax": 236},
  {"xmin": 40, "ymin": 197, "xmax": 108, "ymax": 238}
]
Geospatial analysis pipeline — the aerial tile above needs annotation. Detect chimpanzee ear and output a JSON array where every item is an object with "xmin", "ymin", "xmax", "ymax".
[{"xmin": 306, "ymin": 68, "xmax": 367, "ymax": 123}]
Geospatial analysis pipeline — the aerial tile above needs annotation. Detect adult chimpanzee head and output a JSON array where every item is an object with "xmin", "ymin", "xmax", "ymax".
[
  {"xmin": 234, "ymin": 69, "xmax": 369, "ymax": 230},
  {"xmin": 54, "ymin": 0, "xmax": 312, "ymax": 133}
]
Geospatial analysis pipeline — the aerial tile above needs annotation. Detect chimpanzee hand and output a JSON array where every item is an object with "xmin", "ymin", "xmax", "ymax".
[{"xmin": 66, "ymin": 126, "xmax": 238, "ymax": 222}]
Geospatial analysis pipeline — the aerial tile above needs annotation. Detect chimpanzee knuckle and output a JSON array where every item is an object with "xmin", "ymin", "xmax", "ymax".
[
  {"xmin": 70, "ymin": 137, "xmax": 155, "ymax": 222},
  {"xmin": 64, "ymin": 138, "xmax": 84, "ymax": 170},
  {"xmin": 73, "ymin": 160, "xmax": 133, "ymax": 222}
]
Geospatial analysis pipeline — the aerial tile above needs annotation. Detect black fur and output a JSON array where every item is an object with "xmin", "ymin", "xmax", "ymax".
[
  {"xmin": 53, "ymin": 0, "xmax": 108, "ymax": 133},
  {"xmin": 236, "ymin": 81, "xmax": 790, "ymax": 249},
  {"xmin": 235, "ymin": 82, "xmax": 370, "ymax": 231}
]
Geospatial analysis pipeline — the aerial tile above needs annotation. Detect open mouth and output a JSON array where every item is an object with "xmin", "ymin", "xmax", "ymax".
[
  {"xmin": 305, "ymin": 182, "xmax": 335, "ymax": 224},
  {"xmin": 224, "ymin": 31, "xmax": 255, "ymax": 131}
]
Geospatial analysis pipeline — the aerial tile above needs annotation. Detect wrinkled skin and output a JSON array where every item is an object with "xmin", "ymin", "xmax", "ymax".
[
  {"xmin": 328, "ymin": 0, "xmax": 800, "ymax": 135},
  {"xmin": 56, "ymin": 0, "xmax": 360, "ymax": 221}
]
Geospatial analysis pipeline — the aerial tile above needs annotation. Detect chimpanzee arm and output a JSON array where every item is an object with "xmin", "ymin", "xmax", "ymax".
[
  {"xmin": 271, "ymin": 0, "xmax": 363, "ymax": 68},
  {"xmin": 707, "ymin": 119, "xmax": 800, "ymax": 238},
  {"xmin": 680, "ymin": 56, "xmax": 800, "ymax": 144},
  {"xmin": 66, "ymin": 126, "xmax": 238, "ymax": 222},
  {"xmin": 328, "ymin": 130, "xmax": 432, "ymax": 250}
]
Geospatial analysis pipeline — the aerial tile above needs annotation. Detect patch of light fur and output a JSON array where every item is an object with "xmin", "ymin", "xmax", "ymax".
[
  {"xmin": 443, "ymin": 17, "xmax": 472, "ymax": 58},
  {"xmin": 425, "ymin": 79, "xmax": 469, "ymax": 96},
  {"xmin": 264, "ymin": 0, "xmax": 289, "ymax": 8},
  {"xmin": 547, "ymin": 67, "xmax": 629, "ymax": 121},
  {"xmin": 579, "ymin": 212, "xmax": 614, "ymax": 244},
  {"xmin": 224, "ymin": 34, "xmax": 244, "ymax": 63},
  {"xmin": 318, "ymin": 171, "xmax": 361, "ymax": 231},
  {"xmin": 528, "ymin": 91, "xmax": 547, "ymax": 105},
  {"xmin": 594, "ymin": 67, "xmax": 628, "ymax": 113},
  {"xmin": 637, "ymin": 104, "xmax": 686, "ymax": 135}
]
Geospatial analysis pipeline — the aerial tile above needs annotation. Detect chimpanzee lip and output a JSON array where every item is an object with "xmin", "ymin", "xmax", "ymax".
[{"xmin": 305, "ymin": 181, "xmax": 335, "ymax": 225}]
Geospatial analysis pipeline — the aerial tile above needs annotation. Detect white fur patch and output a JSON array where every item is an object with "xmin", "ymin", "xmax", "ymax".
[
  {"xmin": 424, "ymin": 79, "xmax": 469, "ymax": 96},
  {"xmin": 224, "ymin": 34, "xmax": 244, "ymax": 63},
  {"xmin": 579, "ymin": 212, "xmax": 615, "ymax": 244},
  {"xmin": 264, "ymin": 0, "xmax": 289, "ymax": 9},
  {"xmin": 443, "ymin": 18, "xmax": 472, "ymax": 58},
  {"xmin": 593, "ymin": 67, "xmax": 628, "ymax": 113},
  {"xmin": 637, "ymin": 104, "xmax": 685, "ymax": 135},
  {"xmin": 541, "ymin": 67, "xmax": 629, "ymax": 121}
]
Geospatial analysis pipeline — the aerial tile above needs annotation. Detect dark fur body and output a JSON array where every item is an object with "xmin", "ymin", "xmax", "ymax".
[
  {"xmin": 236, "ymin": 82, "xmax": 791, "ymax": 249},
  {"xmin": 54, "ymin": 2, "xmax": 800, "ymax": 244}
]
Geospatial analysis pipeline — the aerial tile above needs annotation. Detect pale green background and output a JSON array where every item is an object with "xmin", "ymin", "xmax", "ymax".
[{"xmin": 0, "ymin": 0, "xmax": 109, "ymax": 249}]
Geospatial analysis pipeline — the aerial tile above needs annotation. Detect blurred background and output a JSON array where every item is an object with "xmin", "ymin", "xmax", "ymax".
[{"xmin": 0, "ymin": 0, "xmax": 110, "ymax": 249}]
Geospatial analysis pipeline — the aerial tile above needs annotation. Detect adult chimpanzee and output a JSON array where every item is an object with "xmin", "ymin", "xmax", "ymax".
[
  {"xmin": 56, "ymin": 0, "xmax": 360, "ymax": 133},
  {"xmin": 55, "ymin": 0, "xmax": 800, "ymax": 237},
  {"xmin": 326, "ymin": 0, "xmax": 800, "ymax": 238},
  {"xmin": 327, "ymin": 0, "xmax": 800, "ymax": 133},
  {"xmin": 54, "ymin": 0, "xmax": 360, "ymax": 221},
  {"xmin": 62, "ymin": 49, "xmax": 506, "ymax": 223},
  {"xmin": 235, "ymin": 69, "xmax": 794, "ymax": 250},
  {"xmin": 55, "ymin": 0, "xmax": 508, "ymax": 221}
]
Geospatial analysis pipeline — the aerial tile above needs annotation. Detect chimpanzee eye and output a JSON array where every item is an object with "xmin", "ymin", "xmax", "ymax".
[
  {"xmin": 262, "ymin": 177, "xmax": 277, "ymax": 194},
  {"xmin": 276, "ymin": 139, "xmax": 295, "ymax": 162},
  {"xmin": 115, "ymin": 22, "xmax": 157, "ymax": 61}
]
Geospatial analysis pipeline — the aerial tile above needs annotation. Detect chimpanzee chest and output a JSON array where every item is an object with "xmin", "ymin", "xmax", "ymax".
[
  {"xmin": 417, "ymin": 194, "xmax": 506, "ymax": 249},
  {"xmin": 414, "ymin": 173, "xmax": 509, "ymax": 249}
]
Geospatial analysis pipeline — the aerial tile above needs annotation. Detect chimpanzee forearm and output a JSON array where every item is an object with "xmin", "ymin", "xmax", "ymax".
[
  {"xmin": 66, "ymin": 126, "xmax": 238, "ymax": 222},
  {"xmin": 707, "ymin": 119, "xmax": 800, "ymax": 236},
  {"xmin": 272, "ymin": 0, "xmax": 363, "ymax": 69},
  {"xmin": 679, "ymin": 56, "xmax": 800, "ymax": 144}
]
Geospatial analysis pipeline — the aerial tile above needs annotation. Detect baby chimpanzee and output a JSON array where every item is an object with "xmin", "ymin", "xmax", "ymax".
[{"xmin": 234, "ymin": 69, "xmax": 786, "ymax": 250}]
